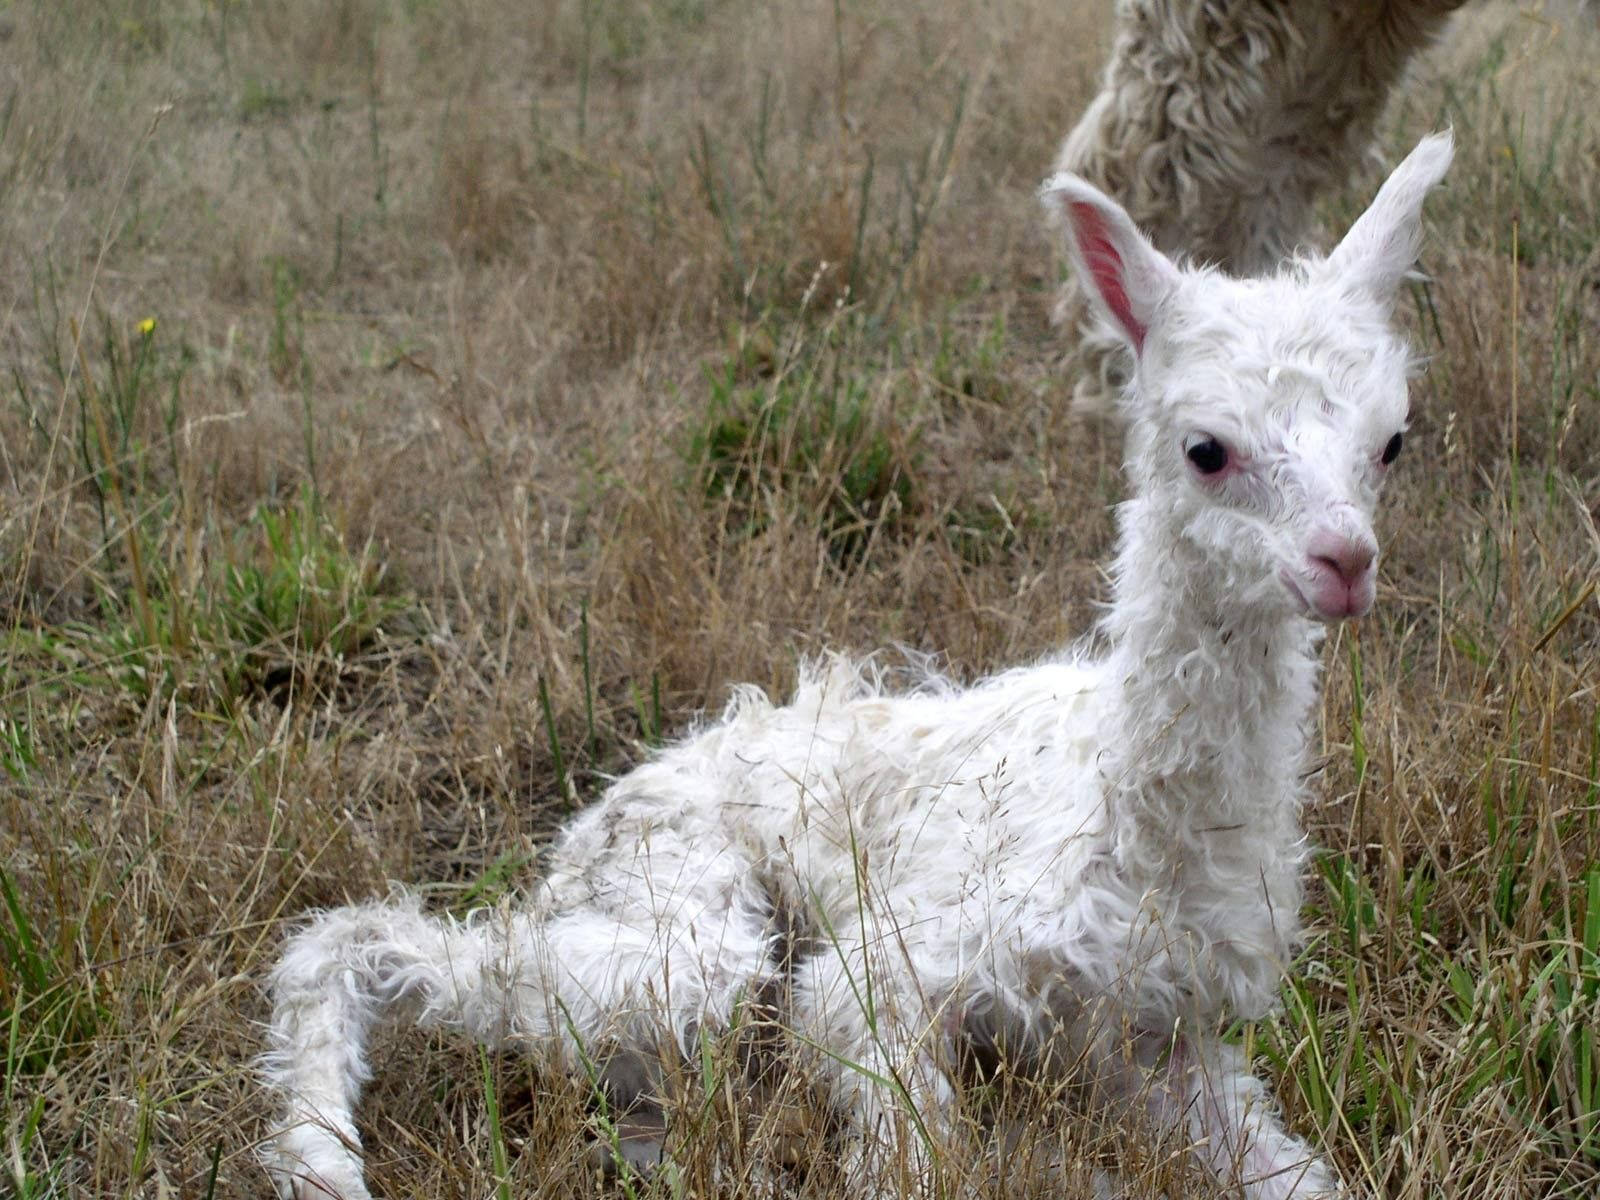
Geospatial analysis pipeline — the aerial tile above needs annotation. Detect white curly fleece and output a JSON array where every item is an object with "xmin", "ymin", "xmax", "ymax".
[{"xmin": 262, "ymin": 132, "xmax": 1455, "ymax": 1200}]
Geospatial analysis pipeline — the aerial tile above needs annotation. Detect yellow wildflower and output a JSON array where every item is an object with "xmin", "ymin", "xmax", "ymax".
[{"xmin": 136, "ymin": 317, "xmax": 156, "ymax": 336}]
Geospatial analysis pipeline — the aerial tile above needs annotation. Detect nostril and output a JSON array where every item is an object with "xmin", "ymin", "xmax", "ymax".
[
  {"xmin": 1312, "ymin": 554, "xmax": 1359, "ymax": 584},
  {"xmin": 1307, "ymin": 534, "xmax": 1376, "ymax": 584},
  {"xmin": 1335, "ymin": 543, "xmax": 1375, "ymax": 581}
]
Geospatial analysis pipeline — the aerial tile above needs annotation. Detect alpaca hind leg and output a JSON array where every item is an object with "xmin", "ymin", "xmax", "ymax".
[
  {"xmin": 264, "ymin": 891, "xmax": 772, "ymax": 1198},
  {"xmin": 266, "ymin": 828, "xmax": 778, "ymax": 1197},
  {"xmin": 526, "ymin": 857, "xmax": 792, "ymax": 1190},
  {"xmin": 263, "ymin": 899, "xmax": 515, "ymax": 1199},
  {"xmin": 528, "ymin": 829, "xmax": 785, "ymax": 1066}
]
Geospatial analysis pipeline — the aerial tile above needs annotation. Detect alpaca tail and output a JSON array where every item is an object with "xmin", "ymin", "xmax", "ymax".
[{"xmin": 260, "ymin": 898, "xmax": 509, "ymax": 1200}]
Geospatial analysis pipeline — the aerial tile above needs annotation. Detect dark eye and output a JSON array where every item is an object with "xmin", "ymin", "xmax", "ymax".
[
  {"xmin": 1184, "ymin": 436, "xmax": 1229, "ymax": 475},
  {"xmin": 1381, "ymin": 431, "xmax": 1403, "ymax": 465}
]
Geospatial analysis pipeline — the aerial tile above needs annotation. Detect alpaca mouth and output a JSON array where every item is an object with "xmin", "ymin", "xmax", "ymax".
[{"xmin": 1279, "ymin": 567, "xmax": 1371, "ymax": 622}]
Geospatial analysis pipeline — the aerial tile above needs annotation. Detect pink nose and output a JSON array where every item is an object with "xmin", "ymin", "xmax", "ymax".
[{"xmin": 1307, "ymin": 530, "xmax": 1375, "ymax": 585}]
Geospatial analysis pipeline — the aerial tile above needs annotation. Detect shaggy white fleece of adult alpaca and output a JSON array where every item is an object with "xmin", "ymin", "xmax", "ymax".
[
  {"xmin": 261, "ymin": 132, "xmax": 1455, "ymax": 1200},
  {"xmin": 1056, "ymin": 0, "xmax": 1467, "ymax": 415}
]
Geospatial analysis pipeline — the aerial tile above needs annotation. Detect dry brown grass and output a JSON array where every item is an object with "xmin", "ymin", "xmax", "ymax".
[{"xmin": 2, "ymin": 1, "xmax": 1597, "ymax": 1197}]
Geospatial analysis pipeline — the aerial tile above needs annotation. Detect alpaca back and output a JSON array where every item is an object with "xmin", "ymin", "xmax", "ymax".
[{"xmin": 540, "ymin": 656, "xmax": 1113, "ymax": 931}]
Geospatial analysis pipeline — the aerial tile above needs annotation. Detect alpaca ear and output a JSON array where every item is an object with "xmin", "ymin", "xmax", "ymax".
[
  {"xmin": 1325, "ymin": 130, "xmax": 1454, "ymax": 308},
  {"xmin": 1041, "ymin": 174, "xmax": 1180, "ymax": 354}
]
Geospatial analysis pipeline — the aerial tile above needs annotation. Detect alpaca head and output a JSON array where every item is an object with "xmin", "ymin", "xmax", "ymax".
[{"xmin": 1043, "ymin": 132, "xmax": 1454, "ymax": 623}]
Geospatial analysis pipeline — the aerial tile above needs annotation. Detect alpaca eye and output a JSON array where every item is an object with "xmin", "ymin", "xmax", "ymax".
[
  {"xmin": 1380, "ymin": 431, "xmax": 1403, "ymax": 465},
  {"xmin": 1184, "ymin": 435, "xmax": 1228, "ymax": 475}
]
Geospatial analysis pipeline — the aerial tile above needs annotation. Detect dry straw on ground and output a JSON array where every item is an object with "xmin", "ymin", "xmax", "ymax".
[{"xmin": 1, "ymin": 2, "xmax": 1597, "ymax": 1198}]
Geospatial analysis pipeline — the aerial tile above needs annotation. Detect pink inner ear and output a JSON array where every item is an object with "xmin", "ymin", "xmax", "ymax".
[{"xmin": 1070, "ymin": 201, "xmax": 1146, "ymax": 351}]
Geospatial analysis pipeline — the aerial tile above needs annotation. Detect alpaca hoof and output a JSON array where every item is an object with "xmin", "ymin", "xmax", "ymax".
[
  {"xmin": 585, "ymin": 1110, "xmax": 668, "ymax": 1176},
  {"xmin": 270, "ymin": 1128, "xmax": 372, "ymax": 1200},
  {"xmin": 1252, "ymin": 1158, "xmax": 1346, "ymax": 1200}
]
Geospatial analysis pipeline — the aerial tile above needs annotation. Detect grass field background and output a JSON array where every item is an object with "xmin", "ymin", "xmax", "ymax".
[{"xmin": 2, "ymin": 1, "xmax": 1598, "ymax": 1196}]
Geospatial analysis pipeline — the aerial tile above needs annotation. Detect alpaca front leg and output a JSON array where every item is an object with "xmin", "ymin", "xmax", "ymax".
[
  {"xmin": 825, "ymin": 1043, "xmax": 959, "ymax": 1200},
  {"xmin": 837, "ymin": 1037, "xmax": 958, "ymax": 1190},
  {"xmin": 1149, "ymin": 1036, "xmax": 1344, "ymax": 1200},
  {"xmin": 793, "ymin": 951, "xmax": 960, "ymax": 1194}
]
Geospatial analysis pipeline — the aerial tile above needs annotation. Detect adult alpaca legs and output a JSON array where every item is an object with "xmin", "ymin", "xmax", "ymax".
[{"xmin": 1056, "ymin": 0, "xmax": 1467, "ymax": 414}]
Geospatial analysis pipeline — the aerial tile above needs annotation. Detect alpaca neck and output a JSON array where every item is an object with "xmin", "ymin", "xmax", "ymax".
[{"xmin": 1096, "ymin": 496, "xmax": 1325, "ymax": 849}]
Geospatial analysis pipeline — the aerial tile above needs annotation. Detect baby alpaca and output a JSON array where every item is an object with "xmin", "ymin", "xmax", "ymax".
[
  {"xmin": 263, "ymin": 132, "xmax": 1454, "ymax": 1200},
  {"xmin": 1057, "ymin": 0, "xmax": 1466, "ymax": 414}
]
